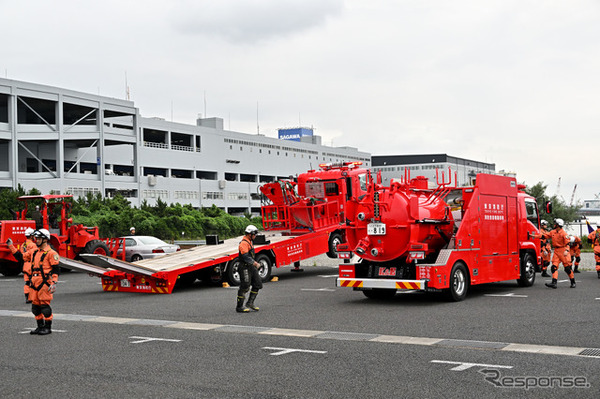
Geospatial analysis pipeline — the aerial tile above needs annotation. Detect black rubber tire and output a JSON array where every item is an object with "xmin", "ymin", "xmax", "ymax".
[
  {"xmin": 131, "ymin": 254, "xmax": 143, "ymax": 262},
  {"xmin": 226, "ymin": 258, "xmax": 242, "ymax": 286},
  {"xmin": 80, "ymin": 240, "xmax": 111, "ymax": 257},
  {"xmin": 362, "ymin": 288, "xmax": 397, "ymax": 300},
  {"xmin": 517, "ymin": 252, "xmax": 536, "ymax": 287},
  {"xmin": 0, "ymin": 260, "xmax": 21, "ymax": 277},
  {"xmin": 326, "ymin": 231, "xmax": 343, "ymax": 259},
  {"xmin": 446, "ymin": 262, "xmax": 469, "ymax": 302},
  {"xmin": 255, "ymin": 253, "xmax": 272, "ymax": 282}
]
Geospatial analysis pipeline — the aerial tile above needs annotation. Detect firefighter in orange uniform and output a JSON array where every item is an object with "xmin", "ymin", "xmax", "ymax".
[
  {"xmin": 540, "ymin": 218, "xmax": 575, "ymax": 289},
  {"xmin": 587, "ymin": 223, "xmax": 600, "ymax": 279},
  {"xmin": 23, "ymin": 229, "xmax": 60, "ymax": 335},
  {"xmin": 569, "ymin": 235, "xmax": 582, "ymax": 273},
  {"xmin": 539, "ymin": 220, "xmax": 551, "ymax": 277},
  {"xmin": 236, "ymin": 225, "xmax": 263, "ymax": 313},
  {"xmin": 7, "ymin": 227, "xmax": 38, "ymax": 303}
]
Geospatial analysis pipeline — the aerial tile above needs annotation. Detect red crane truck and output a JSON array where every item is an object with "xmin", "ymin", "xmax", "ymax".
[
  {"xmin": 336, "ymin": 171, "xmax": 541, "ymax": 301},
  {"xmin": 59, "ymin": 162, "xmax": 369, "ymax": 294},
  {"xmin": 0, "ymin": 195, "xmax": 123, "ymax": 276}
]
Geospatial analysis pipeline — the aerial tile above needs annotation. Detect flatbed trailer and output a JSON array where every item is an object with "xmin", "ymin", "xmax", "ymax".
[{"xmin": 59, "ymin": 229, "xmax": 333, "ymax": 294}]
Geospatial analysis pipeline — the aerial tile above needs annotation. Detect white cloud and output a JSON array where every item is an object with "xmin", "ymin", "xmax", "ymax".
[{"xmin": 170, "ymin": 0, "xmax": 344, "ymax": 44}]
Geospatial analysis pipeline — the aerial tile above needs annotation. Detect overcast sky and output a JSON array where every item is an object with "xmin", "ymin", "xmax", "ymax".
[{"xmin": 2, "ymin": 0, "xmax": 599, "ymax": 203}]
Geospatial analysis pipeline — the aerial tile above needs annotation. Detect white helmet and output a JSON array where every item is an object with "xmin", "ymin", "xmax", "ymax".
[
  {"xmin": 541, "ymin": 220, "xmax": 548, "ymax": 227},
  {"xmin": 569, "ymin": 236, "xmax": 575, "ymax": 244},
  {"xmin": 25, "ymin": 228, "xmax": 35, "ymax": 237},
  {"xmin": 130, "ymin": 227, "xmax": 135, "ymax": 232},
  {"xmin": 34, "ymin": 229, "xmax": 51, "ymax": 240},
  {"xmin": 554, "ymin": 218, "xmax": 564, "ymax": 227},
  {"xmin": 245, "ymin": 225, "xmax": 259, "ymax": 234}
]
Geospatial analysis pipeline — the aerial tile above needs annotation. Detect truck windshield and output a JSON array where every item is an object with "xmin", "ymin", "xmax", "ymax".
[
  {"xmin": 358, "ymin": 173, "xmax": 367, "ymax": 192},
  {"xmin": 525, "ymin": 199, "xmax": 539, "ymax": 229}
]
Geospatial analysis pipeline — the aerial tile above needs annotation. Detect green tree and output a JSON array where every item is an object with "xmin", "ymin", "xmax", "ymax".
[{"xmin": 525, "ymin": 182, "xmax": 580, "ymax": 224}]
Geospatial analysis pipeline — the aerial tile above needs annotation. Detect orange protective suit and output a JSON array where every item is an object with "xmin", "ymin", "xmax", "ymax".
[
  {"xmin": 540, "ymin": 227, "xmax": 574, "ymax": 280},
  {"xmin": 24, "ymin": 245, "xmax": 60, "ymax": 325},
  {"xmin": 9, "ymin": 239, "xmax": 37, "ymax": 300},
  {"xmin": 587, "ymin": 228, "xmax": 600, "ymax": 272}
]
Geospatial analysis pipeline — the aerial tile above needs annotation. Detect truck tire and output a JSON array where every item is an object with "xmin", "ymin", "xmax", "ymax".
[
  {"xmin": 447, "ymin": 262, "xmax": 469, "ymax": 301},
  {"xmin": 517, "ymin": 253, "xmax": 536, "ymax": 287},
  {"xmin": 362, "ymin": 288, "xmax": 397, "ymax": 300},
  {"xmin": 80, "ymin": 240, "xmax": 111, "ymax": 257},
  {"xmin": 226, "ymin": 254, "xmax": 272, "ymax": 286},
  {"xmin": 326, "ymin": 232, "xmax": 343, "ymax": 259},
  {"xmin": 255, "ymin": 253, "xmax": 272, "ymax": 282},
  {"xmin": 0, "ymin": 260, "xmax": 21, "ymax": 277},
  {"xmin": 199, "ymin": 263, "xmax": 224, "ymax": 286},
  {"xmin": 226, "ymin": 258, "xmax": 242, "ymax": 286}
]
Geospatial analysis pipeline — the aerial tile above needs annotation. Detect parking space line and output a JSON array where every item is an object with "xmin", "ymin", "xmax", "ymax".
[{"xmin": 2, "ymin": 309, "xmax": 599, "ymax": 359}]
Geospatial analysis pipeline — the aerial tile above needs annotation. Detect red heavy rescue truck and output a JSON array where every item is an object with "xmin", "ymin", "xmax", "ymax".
[
  {"xmin": 59, "ymin": 162, "xmax": 369, "ymax": 294},
  {"xmin": 336, "ymin": 171, "xmax": 541, "ymax": 301},
  {"xmin": 0, "ymin": 195, "xmax": 123, "ymax": 276}
]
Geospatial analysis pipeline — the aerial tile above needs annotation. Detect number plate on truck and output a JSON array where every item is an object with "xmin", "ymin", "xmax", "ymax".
[{"xmin": 367, "ymin": 222, "xmax": 386, "ymax": 235}]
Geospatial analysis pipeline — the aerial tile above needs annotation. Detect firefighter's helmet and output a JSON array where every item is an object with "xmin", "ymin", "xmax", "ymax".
[
  {"xmin": 541, "ymin": 220, "xmax": 548, "ymax": 227},
  {"xmin": 34, "ymin": 229, "xmax": 51, "ymax": 240},
  {"xmin": 25, "ymin": 228, "xmax": 35, "ymax": 237},
  {"xmin": 554, "ymin": 218, "xmax": 564, "ymax": 227},
  {"xmin": 245, "ymin": 225, "xmax": 259, "ymax": 235}
]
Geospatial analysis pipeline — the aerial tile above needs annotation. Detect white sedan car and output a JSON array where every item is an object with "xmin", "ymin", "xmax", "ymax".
[{"xmin": 119, "ymin": 236, "xmax": 180, "ymax": 262}]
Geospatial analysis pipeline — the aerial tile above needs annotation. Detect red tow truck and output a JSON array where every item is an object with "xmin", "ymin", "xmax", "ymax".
[
  {"xmin": 0, "ymin": 195, "xmax": 124, "ymax": 276},
  {"xmin": 60, "ymin": 162, "xmax": 369, "ymax": 294},
  {"xmin": 336, "ymin": 171, "xmax": 541, "ymax": 301}
]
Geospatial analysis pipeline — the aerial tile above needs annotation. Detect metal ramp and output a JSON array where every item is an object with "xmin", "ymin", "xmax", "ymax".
[
  {"xmin": 58, "ymin": 257, "xmax": 109, "ymax": 277},
  {"xmin": 79, "ymin": 254, "xmax": 157, "ymax": 277}
]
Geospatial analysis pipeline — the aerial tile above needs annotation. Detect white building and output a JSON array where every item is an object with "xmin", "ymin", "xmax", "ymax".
[
  {"xmin": 0, "ymin": 78, "xmax": 370, "ymax": 214},
  {"xmin": 372, "ymin": 154, "xmax": 495, "ymax": 187}
]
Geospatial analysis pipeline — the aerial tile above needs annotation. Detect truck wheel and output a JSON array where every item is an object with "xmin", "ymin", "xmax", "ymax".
[
  {"xmin": 226, "ymin": 258, "xmax": 242, "ymax": 286},
  {"xmin": 517, "ymin": 253, "xmax": 536, "ymax": 287},
  {"xmin": 447, "ymin": 262, "xmax": 469, "ymax": 301},
  {"xmin": 326, "ymin": 232, "xmax": 343, "ymax": 259},
  {"xmin": 80, "ymin": 240, "xmax": 111, "ymax": 257},
  {"xmin": 255, "ymin": 253, "xmax": 272, "ymax": 282},
  {"xmin": 362, "ymin": 288, "xmax": 397, "ymax": 300},
  {"xmin": 0, "ymin": 260, "xmax": 21, "ymax": 277}
]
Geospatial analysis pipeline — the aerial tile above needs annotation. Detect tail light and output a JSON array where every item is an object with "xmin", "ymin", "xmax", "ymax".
[{"xmin": 152, "ymin": 248, "xmax": 165, "ymax": 254}]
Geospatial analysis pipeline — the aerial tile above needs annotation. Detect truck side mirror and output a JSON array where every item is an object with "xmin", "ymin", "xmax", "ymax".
[{"xmin": 544, "ymin": 201, "xmax": 552, "ymax": 214}]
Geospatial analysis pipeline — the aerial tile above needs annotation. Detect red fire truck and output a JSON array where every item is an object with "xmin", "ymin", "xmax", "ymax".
[
  {"xmin": 0, "ymin": 195, "xmax": 123, "ymax": 276},
  {"xmin": 336, "ymin": 171, "xmax": 541, "ymax": 301},
  {"xmin": 59, "ymin": 162, "xmax": 369, "ymax": 294}
]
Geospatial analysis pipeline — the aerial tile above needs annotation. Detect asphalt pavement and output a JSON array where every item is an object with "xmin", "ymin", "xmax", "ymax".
[{"xmin": 1, "ymin": 253, "xmax": 599, "ymax": 398}]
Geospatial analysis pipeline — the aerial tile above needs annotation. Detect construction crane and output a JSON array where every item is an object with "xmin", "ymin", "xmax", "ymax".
[{"xmin": 570, "ymin": 184, "xmax": 577, "ymax": 206}]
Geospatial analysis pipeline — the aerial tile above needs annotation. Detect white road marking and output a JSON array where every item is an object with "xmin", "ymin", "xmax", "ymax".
[
  {"xmin": 431, "ymin": 360, "xmax": 513, "ymax": 372},
  {"xmin": 301, "ymin": 288, "xmax": 336, "ymax": 292},
  {"xmin": 129, "ymin": 336, "xmax": 182, "ymax": 344},
  {"xmin": 263, "ymin": 347, "xmax": 327, "ymax": 356},
  {"xmin": 484, "ymin": 293, "xmax": 528, "ymax": 298},
  {"xmin": 0, "ymin": 279, "xmax": 18, "ymax": 282},
  {"xmin": 319, "ymin": 274, "xmax": 338, "ymax": 278},
  {"xmin": 19, "ymin": 329, "xmax": 67, "ymax": 334}
]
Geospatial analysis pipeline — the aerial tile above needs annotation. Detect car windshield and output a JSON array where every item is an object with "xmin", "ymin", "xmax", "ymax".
[{"xmin": 136, "ymin": 236, "xmax": 168, "ymax": 246}]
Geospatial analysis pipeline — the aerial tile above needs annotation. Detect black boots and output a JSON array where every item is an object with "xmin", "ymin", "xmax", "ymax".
[
  {"xmin": 236, "ymin": 295, "xmax": 250, "ymax": 313},
  {"xmin": 541, "ymin": 270, "xmax": 550, "ymax": 277},
  {"xmin": 246, "ymin": 291, "xmax": 259, "ymax": 311},
  {"xmin": 573, "ymin": 265, "xmax": 580, "ymax": 273},
  {"xmin": 30, "ymin": 319, "xmax": 44, "ymax": 335},
  {"xmin": 570, "ymin": 279, "xmax": 576, "ymax": 288},
  {"xmin": 597, "ymin": 271, "xmax": 600, "ymax": 279},
  {"xmin": 38, "ymin": 320, "xmax": 52, "ymax": 335},
  {"xmin": 545, "ymin": 279, "xmax": 557, "ymax": 289}
]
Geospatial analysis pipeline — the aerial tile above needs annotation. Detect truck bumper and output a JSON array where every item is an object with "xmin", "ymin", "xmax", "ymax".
[{"xmin": 337, "ymin": 278, "xmax": 427, "ymax": 291}]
